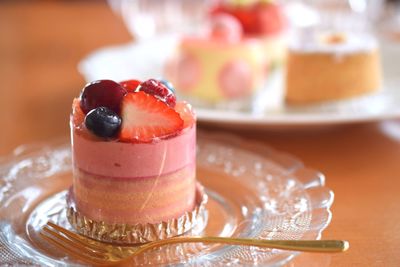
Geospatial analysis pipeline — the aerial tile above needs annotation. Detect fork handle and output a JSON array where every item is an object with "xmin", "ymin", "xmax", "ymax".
[{"xmin": 134, "ymin": 237, "xmax": 349, "ymax": 256}]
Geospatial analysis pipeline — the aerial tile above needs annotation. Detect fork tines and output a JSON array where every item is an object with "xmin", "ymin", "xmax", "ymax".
[{"xmin": 40, "ymin": 222, "xmax": 109, "ymax": 265}]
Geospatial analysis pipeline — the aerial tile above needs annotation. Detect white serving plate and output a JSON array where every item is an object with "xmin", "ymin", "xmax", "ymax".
[{"xmin": 78, "ymin": 35, "xmax": 400, "ymax": 129}]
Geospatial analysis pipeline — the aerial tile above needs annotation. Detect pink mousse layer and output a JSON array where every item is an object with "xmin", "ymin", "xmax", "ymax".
[{"xmin": 72, "ymin": 125, "xmax": 196, "ymax": 178}]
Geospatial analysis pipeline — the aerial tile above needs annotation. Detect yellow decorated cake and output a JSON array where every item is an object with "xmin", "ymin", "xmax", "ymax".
[
  {"xmin": 165, "ymin": 0, "xmax": 288, "ymax": 105},
  {"xmin": 165, "ymin": 35, "xmax": 266, "ymax": 103}
]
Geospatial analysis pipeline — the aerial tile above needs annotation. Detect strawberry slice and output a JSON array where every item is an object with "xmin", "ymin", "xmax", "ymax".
[
  {"xmin": 120, "ymin": 79, "xmax": 142, "ymax": 93},
  {"xmin": 175, "ymin": 101, "xmax": 196, "ymax": 128},
  {"xmin": 119, "ymin": 92, "xmax": 184, "ymax": 142}
]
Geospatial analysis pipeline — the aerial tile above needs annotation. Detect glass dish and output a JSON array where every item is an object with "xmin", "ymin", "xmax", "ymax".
[
  {"xmin": 107, "ymin": 0, "xmax": 210, "ymax": 40},
  {"xmin": 0, "ymin": 132, "xmax": 333, "ymax": 266}
]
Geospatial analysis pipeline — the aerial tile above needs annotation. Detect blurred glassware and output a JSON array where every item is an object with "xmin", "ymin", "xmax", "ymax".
[
  {"xmin": 108, "ymin": 0, "xmax": 213, "ymax": 40},
  {"xmin": 284, "ymin": 0, "xmax": 385, "ymax": 34},
  {"xmin": 379, "ymin": 0, "xmax": 400, "ymax": 41},
  {"xmin": 284, "ymin": 0, "xmax": 384, "ymax": 105}
]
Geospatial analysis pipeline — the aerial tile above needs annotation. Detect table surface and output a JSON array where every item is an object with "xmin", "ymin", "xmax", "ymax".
[{"xmin": 1, "ymin": 2, "xmax": 399, "ymax": 266}]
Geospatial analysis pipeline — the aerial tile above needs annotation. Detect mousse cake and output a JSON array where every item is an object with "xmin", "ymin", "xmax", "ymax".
[{"xmin": 68, "ymin": 78, "xmax": 205, "ymax": 243}]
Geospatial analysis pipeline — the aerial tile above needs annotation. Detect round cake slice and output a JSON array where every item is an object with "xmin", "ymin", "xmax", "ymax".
[
  {"xmin": 285, "ymin": 32, "xmax": 382, "ymax": 104},
  {"xmin": 68, "ymin": 78, "xmax": 205, "ymax": 244}
]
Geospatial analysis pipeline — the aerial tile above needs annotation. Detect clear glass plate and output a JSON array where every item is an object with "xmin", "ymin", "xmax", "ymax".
[{"xmin": 0, "ymin": 132, "xmax": 333, "ymax": 266}]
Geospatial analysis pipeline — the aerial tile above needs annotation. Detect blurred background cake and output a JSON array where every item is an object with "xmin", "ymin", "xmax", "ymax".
[
  {"xmin": 164, "ymin": 0, "xmax": 288, "ymax": 107},
  {"xmin": 286, "ymin": 32, "xmax": 382, "ymax": 104},
  {"xmin": 165, "ymin": 14, "xmax": 267, "ymax": 105},
  {"xmin": 284, "ymin": 0, "xmax": 383, "ymax": 105}
]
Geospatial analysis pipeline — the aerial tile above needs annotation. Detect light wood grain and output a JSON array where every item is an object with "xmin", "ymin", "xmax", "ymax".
[
  {"xmin": 1, "ymin": 1, "xmax": 399, "ymax": 266},
  {"xmin": 0, "ymin": 1, "xmax": 131, "ymax": 156}
]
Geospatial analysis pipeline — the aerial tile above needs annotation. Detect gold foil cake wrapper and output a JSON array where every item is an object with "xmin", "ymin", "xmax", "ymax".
[{"xmin": 66, "ymin": 183, "xmax": 208, "ymax": 244}]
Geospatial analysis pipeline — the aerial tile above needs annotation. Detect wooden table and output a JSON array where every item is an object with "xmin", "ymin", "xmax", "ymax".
[{"xmin": 1, "ymin": 2, "xmax": 399, "ymax": 266}]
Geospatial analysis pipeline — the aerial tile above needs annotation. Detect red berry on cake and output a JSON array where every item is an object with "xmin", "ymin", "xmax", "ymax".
[
  {"xmin": 119, "ymin": 91, "xmax": 184, "ymax": 142},
  {"xmin": 80, "ymin": 80, "xmax": 127, "ymax": 114},
  {"xmin": 138, "ymin": 79, "xmax": 176, "ymax": 107},
  {"xmin": 210, "ymin": 4, "xmax": 254, "ymax": 34},
  {"xmin": 120, "ymin": 79, "xmax": 142, "ymax": 93},
  {"xmin": 210, "ymin": 0, "xmax": 286, "ymax": 36},
  {"xmin": 209, "ymin": 14, "xmax": 243, "ymax": 43},
  {"xmin": 253, "ymin": 1, "xmax": 286, "ymax": 36}
]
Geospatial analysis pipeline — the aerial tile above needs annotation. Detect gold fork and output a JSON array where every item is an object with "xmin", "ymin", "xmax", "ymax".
[{"xmin": 40, "ymin": 221, "xmax": 349, "ymax": 266}]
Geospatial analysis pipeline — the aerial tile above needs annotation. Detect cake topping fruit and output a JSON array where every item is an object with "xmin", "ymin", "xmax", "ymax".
[
  {"xmin": 138, "ymin": 79, "xmax": 176, "ymax": 108},
  {"xmin": 211, "ymin": 1, "xmax": 285, "ymax": 36},
  {"xmin": 119, "ymin": 91, "xmax": 183, "ymax": 142},
  {"xmin": 84, "ymin": 107, "xmax": 122, "ymax": 138},
  {"xmin": 252, "ymin": 2, "xmax": 285, "ymax": 35},
  {"xmin": 80, "ymin": 80, "xmax": 127, "ymax": 115},
  {"xmin": 74, "ymin": 78, "xmax": 191, "ymax": 143},
  {"xmin": 120, "ymin": 79, "xmax": 142, "ymax": 93},
  {"xmin": 209, "ymin": 14, "xmax": 243, "ymax": 43},
  {"xmin": 160, "ymin": 79, "xmax": 176, "ymax": 94}
]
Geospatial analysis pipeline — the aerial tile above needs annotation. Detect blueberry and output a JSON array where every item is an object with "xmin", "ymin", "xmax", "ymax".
[
  {"xmin": 160, "ymin": 79, "xmax": 176, "ymax": 94},
  {"xmin": 84, "ymin": 107, "xmax": 121, "ymax": 138}
]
